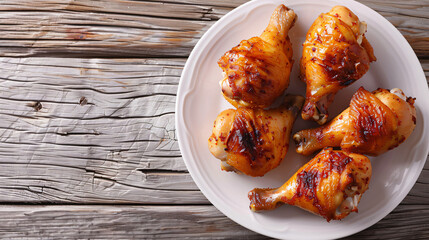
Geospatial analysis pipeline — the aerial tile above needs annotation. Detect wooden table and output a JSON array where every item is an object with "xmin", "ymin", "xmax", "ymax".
[{"xmin": 0, "ymin": 0, "xmax": 427, "ymax": 239}]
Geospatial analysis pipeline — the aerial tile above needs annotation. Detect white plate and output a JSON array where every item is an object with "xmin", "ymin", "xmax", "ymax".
[{"xmin": 175, "ymin": 0, "xmax": 429, "ymax": 239}]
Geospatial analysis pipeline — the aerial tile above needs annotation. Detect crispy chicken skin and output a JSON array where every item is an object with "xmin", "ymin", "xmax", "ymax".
[
  {"xmin": 300, "ymin": 6, "xmax": 376, "ymax": 124},
  {"xmin": 294, "ymin": 87, "xmax": 416, "ymax": 156},
  {"xmin": 208, "ymin": 95, "xmax": 304, "ymax": 177},
  {"xmin": 218, "ymin": 5, "xmax": 296, "ymax": 108},
  {"xmin": 248, "ymin": 148, "xmax": 372, "ymax": 221}
]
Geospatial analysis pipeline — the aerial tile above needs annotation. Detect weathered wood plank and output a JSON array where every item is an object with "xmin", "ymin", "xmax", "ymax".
[
  {"xmin": 0, "ymin": 0, "xmax": 426, "ymax": 57},
  {"xmin": 0, "ymin": 57, "xmax": 212, "ymax": 203},
  {"xmin": 0, "ymin": 204, "xmax": 426, "ymax": 239},
  {"xmin": 0, "ymin": 0, "xmax": 246, "ymax": 57},
  {"xmin": 0, "ymin": 58, "xmax": 184, "ymax": 168},
  {"xmin": 0, "ymin": 205, "xmax": 266, "ymax": 239},
  {"xmin": 0, "ymin": 0, "xmax": 243, "ymax": 19}
]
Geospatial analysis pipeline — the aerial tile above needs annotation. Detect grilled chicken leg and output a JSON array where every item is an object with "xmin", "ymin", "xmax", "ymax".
[
  {"xmin": 294, "ymin": 87, "xmax": 416, "ymax": 156},
  {"xmin": 208, "ymin": 95, "xmax": 304, "ymax": 177},
  {"xmin": 219, "ymin": 5, "xmax": 297, "ymax": 108},
  {"xmin": 300, "ymin": 6, "xmax": 376, "ymax": 124},
  {"xmin": 249, "ymin": 148, "xmax": 372, "ymax": 221}
]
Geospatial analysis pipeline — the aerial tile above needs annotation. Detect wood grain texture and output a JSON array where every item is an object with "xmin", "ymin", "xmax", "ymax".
[
  {"xmin": 0, "ymin": 204, "xmax": 426, "ymax": 239},
  {"xmin": 0, "ymin": 0, "xmax": 427, "ymax": 57},
  {"xmin": 0, "ymin": 205, "xmax": 267, "ymax": 239},
  {"xmin": 0, "ymin": 57, "xmax": 209, "ymax": 203}
]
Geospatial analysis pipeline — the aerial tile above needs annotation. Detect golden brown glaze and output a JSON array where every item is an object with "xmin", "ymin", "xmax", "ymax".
[
  {"xmin": 300, "ymin": 6, "xmax": 376, "ymax": 124},
  {"xmin": 294, "ymin": 87, "xmax": 416, "ymax": 156},
  {"xmin": 218, "ymin": 5, "xmax": 296, "ymax": 108},
  {"xmin": 342, "ymin": 88, "xmax": 398, "ymax": 154},
  {"xmin": 208, "ymin": 95, "xmax": 304, "ymax": 177},
  {"xmin": 249, "ymin": 148, "xmax": 372, "ymax": 221}
]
